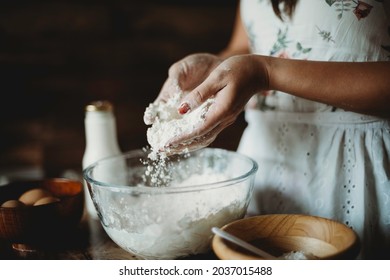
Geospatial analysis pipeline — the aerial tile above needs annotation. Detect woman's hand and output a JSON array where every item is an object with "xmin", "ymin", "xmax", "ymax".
[
  {"xmin": 165, "ymin": 54, "xmax": 270, "ymax": 153},
  {"xmin": 144, "ymin": 53, "xmax": 223, "ymax": 125}
]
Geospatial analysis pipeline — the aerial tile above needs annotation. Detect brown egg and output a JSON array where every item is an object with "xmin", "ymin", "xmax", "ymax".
[
  {"xmin": 33, "ymin": 196, "xmax": 60, "ymax": 206},
  {"xmin": 1, "ymin": 199, "xmax": 26, "ymax": 208},
  {"xmin": 19, "ymin": 188, "xmax": 52, "ymax": 206}
]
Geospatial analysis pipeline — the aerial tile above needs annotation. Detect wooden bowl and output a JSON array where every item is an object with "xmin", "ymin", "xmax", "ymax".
[
  {"xmin": 0, "ymin": 178, "xmax": 84, "ymax": 248},
  {"xmin": 212, "ymin": 214, "xmax": 360, "ymax": 260}
]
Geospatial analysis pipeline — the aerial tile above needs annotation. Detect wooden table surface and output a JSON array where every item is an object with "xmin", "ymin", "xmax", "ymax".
[{"xmin": 0, "ymin": 214, "xmax": 217, "ymax": 260}]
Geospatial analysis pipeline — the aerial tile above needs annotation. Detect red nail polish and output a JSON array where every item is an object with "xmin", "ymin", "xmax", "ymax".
[{"xmin": 178, "ymin": 103, "xmax": 190, "ymax": 114}]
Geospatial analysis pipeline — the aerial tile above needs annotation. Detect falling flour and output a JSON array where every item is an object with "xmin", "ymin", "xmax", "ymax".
[
  {"xmin": 101, "ymin": 94, "xmax": 249, "ymax": 259},
  {"xmin": 143, "ymin": 92, "xmax": 215, "ymax": 187}
]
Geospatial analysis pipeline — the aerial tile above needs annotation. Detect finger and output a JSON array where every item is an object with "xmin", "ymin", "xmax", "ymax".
[
  {"xmin": 144, "ymin": 89, "xmax": 172, "ymax": 124},
  {"xmin": 170, "ymin": 84, "xmax": 236, "ymax": 147},
  {"xmin": 168, "ymin": 59, "xmax": 191, "ymax": 92},
  {"xmin": 174, "ymin": 54, "xmax": 222, "ymax": 91},
  {"xmin": 145, "ymin": 77, "xmax": 184, "ymax": 125},
  {"xmin": 167, "ymin": 100, "xmax": 221, "ymax": 148},
  {"xmin": 155, "ymin": 78, "xmax": 182, "ymax": 103},
  {"xmin": 155, "ymin": 57, "xmax": 191, "ymax": 104},
  {"xmin": 166, "ymin": 97, "xmax": 237, "ymax": 151},
  {"xmin": 143, "ymin": 102, "xmax": 159, "ymax": 125},
  {"xmin": 178, "ymin": 71, "xmax": 227, "ymax": 115}
]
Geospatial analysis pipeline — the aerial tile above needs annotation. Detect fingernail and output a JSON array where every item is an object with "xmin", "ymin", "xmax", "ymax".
[{"xmin": 178, "ymin": 102, "xmax": 190, "ymax": 114}]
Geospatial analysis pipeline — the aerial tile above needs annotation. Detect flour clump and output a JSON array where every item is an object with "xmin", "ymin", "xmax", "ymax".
[
  {"xmin": 144, "ymin": 92, "xmax": 214, "ymax": 160},
  {"xmin": 143, "ymin": 92, "xmax": 214, "ymax": 187}
]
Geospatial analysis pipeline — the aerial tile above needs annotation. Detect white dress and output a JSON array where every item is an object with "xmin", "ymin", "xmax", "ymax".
[{"xmin": 238, "ymin": 0, "xmax": 390, "ymax": 259}]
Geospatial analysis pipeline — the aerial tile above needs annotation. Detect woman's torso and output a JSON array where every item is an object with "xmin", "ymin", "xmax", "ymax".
[
  {"xmin": 241, "ymin": 0, "xmax": 390, "ymax": 112},
  {"xmin": 238, "ymin": 0, "xmax": 390, "ymax": 259}
]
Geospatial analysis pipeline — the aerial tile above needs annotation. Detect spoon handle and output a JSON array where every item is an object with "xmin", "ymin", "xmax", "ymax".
[{"xmin": 212, "ymin": 227, "xmax": 277, "ymax": 260}]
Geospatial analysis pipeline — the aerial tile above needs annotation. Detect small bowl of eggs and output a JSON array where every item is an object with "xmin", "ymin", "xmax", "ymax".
[{"xmin": 0, "ymin": 178, "xmax": 84, "ymax": 253}]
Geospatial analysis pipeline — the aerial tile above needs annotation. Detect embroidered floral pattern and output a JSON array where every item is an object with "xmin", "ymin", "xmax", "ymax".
[
  {"xmin": 316, "ymin": 26, "xmax": 335, "ymax": 43},
  {"xmin": 326, "ymin": 0, "xmax": 354, "ymax": 19},
  {"xmin": 253, "ymin": 26, "xmax": 312, "ymax": 111},
  {"xmin": 325, "ymin": 0, "xmax": 374, "ymax": 20},
  {"xmin": 270, "ymin": 27, "xmax": 312, "ymax": 58},
  {"xmin": 270, "ymin": 27, "xmax": 291, "ymax": 56},
  {"xmin": 245, "ymin": 0, "xmax": 388, "ymax": 110},
  {"xmin": 294, "ymin": 42, "xmax": 312, "ymax": 57},
  {"xmin": 353, "ymin": 1, "xmax": 373, "ymax": 19}
]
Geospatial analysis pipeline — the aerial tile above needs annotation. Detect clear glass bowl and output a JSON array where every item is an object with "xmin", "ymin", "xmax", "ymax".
[{"xmin": 83, "ymin": 148, "xmax": 258, "ymax": 259}]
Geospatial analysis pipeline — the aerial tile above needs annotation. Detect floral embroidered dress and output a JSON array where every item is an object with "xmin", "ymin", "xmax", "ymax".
[{"xmin": 238, "ymin": 0, "xmax": 390, "ymax": 258}]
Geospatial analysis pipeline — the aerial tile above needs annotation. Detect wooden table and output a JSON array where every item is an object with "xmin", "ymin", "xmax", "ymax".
[{"xmin": 0, "ymin": 214, "xmax": 217, "ymax": 260}]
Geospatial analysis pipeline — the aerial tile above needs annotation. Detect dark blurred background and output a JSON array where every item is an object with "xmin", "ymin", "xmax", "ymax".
[{"xmin": 0, "ymin": 0, "xmax": 246, "ymax": 178}]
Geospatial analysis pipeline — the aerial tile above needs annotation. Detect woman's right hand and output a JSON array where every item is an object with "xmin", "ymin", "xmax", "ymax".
[
  {"xmin": 164, "ymin": 54, "xmax": 270, "ymax": 154},
  {"xmin": 144, "ymin": 53, "xmax": 222, "ymax": 125}
]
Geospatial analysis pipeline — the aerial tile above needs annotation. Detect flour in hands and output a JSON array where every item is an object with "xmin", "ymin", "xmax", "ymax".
[{"xmin": 145, "ymin": 92, "xmax": 214, "ymax": 160}]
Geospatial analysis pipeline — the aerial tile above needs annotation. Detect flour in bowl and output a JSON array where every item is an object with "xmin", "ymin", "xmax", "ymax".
[{"xmin": 102, "ymin": 171, "xmax": 249, "ymax": 259}]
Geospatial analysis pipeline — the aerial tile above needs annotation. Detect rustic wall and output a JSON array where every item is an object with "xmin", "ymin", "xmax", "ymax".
[{"xmin": 0, "ymin": 0, "xmax": 245, "ymax": 176}]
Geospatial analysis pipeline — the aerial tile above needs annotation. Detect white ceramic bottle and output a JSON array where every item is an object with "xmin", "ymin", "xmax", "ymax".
[{"xmin": 82, "ymin": 100, "xmax": 122, "ymax": 219}]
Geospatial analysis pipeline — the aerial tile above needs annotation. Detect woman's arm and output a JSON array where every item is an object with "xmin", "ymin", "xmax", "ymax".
[
  {"xmin": 266, "ymin": 56, "xmax": 390, "ymax": 117},
  {"xmin": 218, "ymin": 2, "xmax": 390, "ymax": 117},
  {"xmin": 217, "ymin": 2, "xmax": 390, "ymax": 117},
  {"xmin": 219, "ymin": 4, "xmax": 250, "ymax": 59},
  {"xmin": 166, "ymin": 55, "xmax": 390, "ymax": 153}
]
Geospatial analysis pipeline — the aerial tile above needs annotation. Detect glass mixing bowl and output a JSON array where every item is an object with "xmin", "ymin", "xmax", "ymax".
[{"xmin": 83, "ymin": 148, "xmax": 258, "ymax": 259}]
